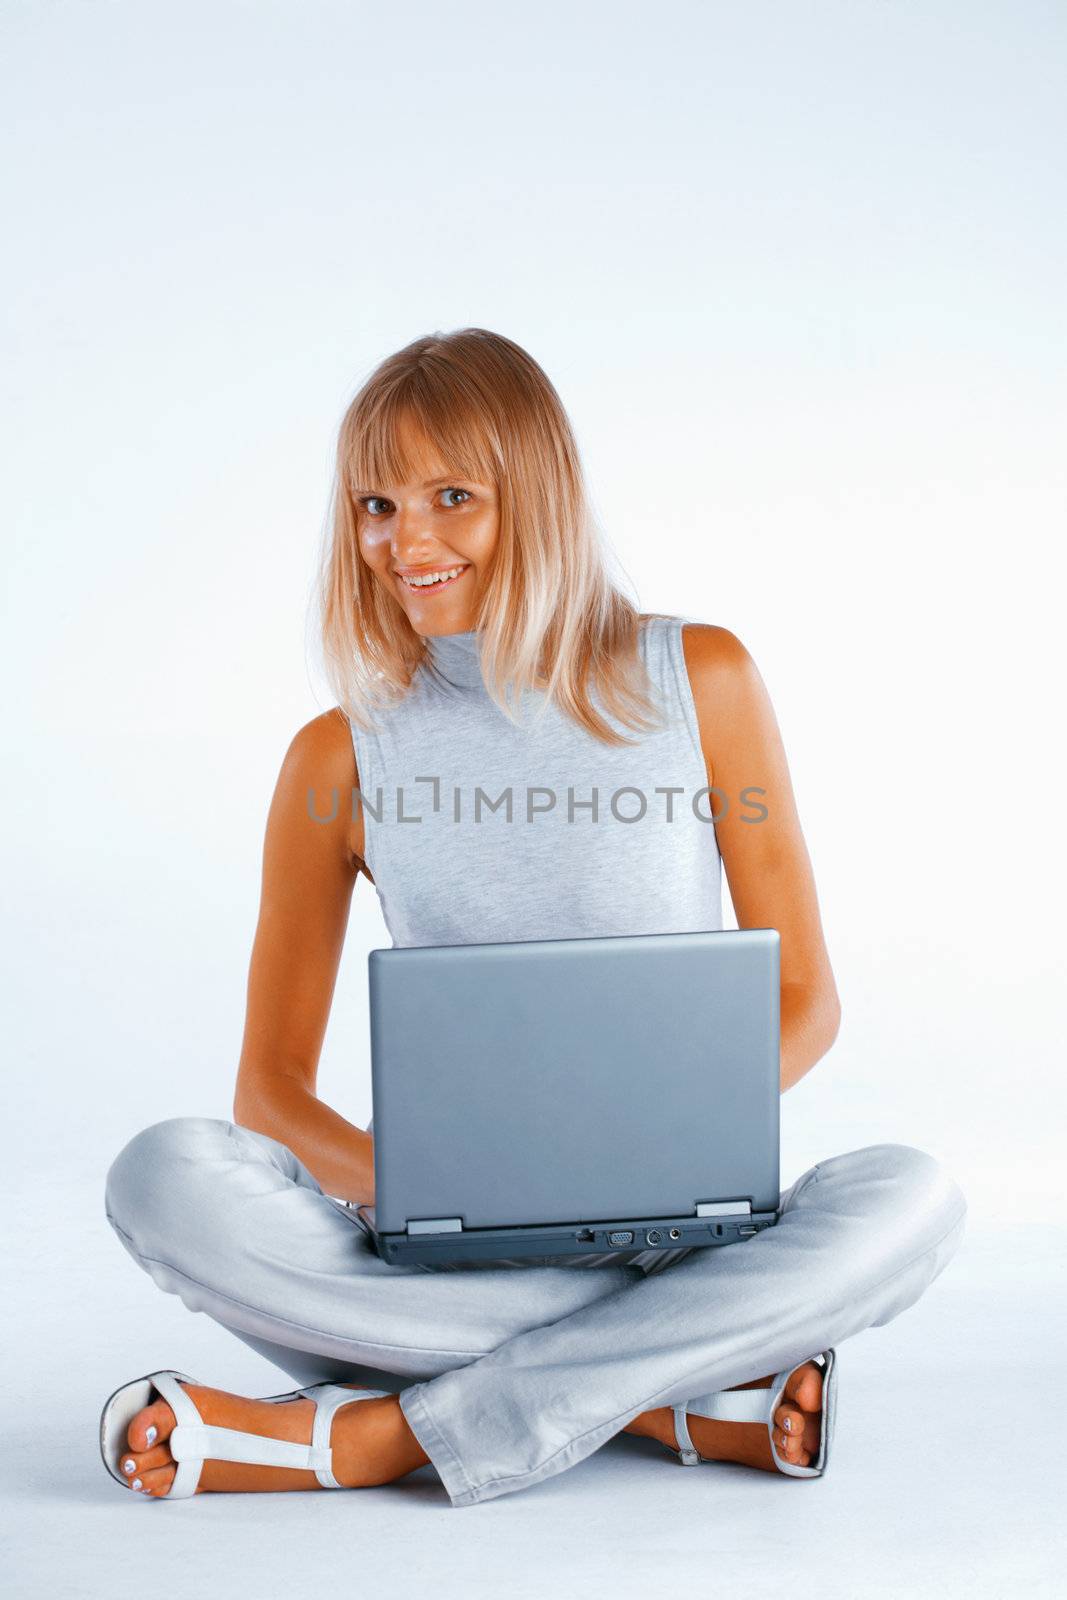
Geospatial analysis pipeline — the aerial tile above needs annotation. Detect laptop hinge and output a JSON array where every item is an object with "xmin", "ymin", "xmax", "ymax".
[
  {"xmin": 695, "ymin": 1199, "xmax": 753, "ymax": 1217},
  {"xmin": 406, "ymin": 1217, "xmax": 463, "ymax": 1236}
]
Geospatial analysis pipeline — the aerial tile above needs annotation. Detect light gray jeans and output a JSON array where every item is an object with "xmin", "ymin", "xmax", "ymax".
[{"xmin": 103, "ymin": 1116, "xmax": 968, "ymax": 1508}]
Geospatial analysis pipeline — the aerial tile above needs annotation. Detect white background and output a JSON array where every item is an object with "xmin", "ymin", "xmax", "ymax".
[{"xmin": 3, "ymin": 3, "xmax": 1064, "ymax": 1596}]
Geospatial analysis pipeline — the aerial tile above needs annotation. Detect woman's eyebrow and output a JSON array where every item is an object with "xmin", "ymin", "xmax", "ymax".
[{"xmin": 352, "ymin": 474, "xmax": 482, "ymax": 493}]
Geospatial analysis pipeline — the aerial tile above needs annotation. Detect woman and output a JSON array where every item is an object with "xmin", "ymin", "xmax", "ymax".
[{"xmin": 100, "ymin": 328, "xmax": 967, "ymax": 1508}]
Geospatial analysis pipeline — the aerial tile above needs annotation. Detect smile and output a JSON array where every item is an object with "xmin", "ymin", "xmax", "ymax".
[{"xmin": 398, "ymin": 564, "xmax": 470, "ymax": 592}]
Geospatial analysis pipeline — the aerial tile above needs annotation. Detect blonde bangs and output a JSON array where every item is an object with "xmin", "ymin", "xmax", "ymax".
[{"xmin": 318, "ymin": 328, "xmax": 666, "ymax": 746}]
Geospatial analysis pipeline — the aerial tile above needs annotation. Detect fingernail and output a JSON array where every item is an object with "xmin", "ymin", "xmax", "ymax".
[
  {"xmin": 123, "ymin": 1458, "xmax": 136, "ymax": 1474},
  {"xmin": 145, "ymin": 1425, "xmax": 157, "ymax": 1445},
  {"xmin": 131, "ymin": 1478, "xmax": 143, "ymax": 1490},
  {"xmin": 782, "ymin": 1417, "xmax": 791, "ymax": 1431}
]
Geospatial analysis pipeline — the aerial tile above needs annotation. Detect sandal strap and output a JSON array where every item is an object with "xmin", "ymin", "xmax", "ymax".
[
  {"xmin": 148, "ymin": 1370, "xmax": 208, "ymax": 1498},
  {"xmin": 169, "ymin": 1423, "xmax": 332, "ymax": 1474},
  {"xmin": 304, "ymin": 1383, "xmax": 393, "ymax": 1489},
  {"xmin": 670, "ymin": 1406, "xmax": 701, "ymax": 1465},
  {"xmin": 684, "ymin": 1386, "xmax": 775, "ymax": 1425},
  {"xmin": 149, "ymin": 1372, "xmax": 392, "ymax": 1495},
  {"xmin": 671, "ymin": 1381, "xmax": 774, "ymax": 1465}
]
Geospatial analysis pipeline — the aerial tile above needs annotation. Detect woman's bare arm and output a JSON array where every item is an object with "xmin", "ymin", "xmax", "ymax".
[
  {"xmin": 682, "ymin": 624, "xmax": 842, "ymax": 1093},
  {"xmin": 232, "ymin": 707, "xmax": 376, "ymax": 1203}
]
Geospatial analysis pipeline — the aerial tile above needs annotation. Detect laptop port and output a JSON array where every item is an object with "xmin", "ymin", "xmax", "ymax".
[
  {"xmin": 608, "ymin": 1230, "xmax": 634, "ymax": 1246},
  {"xmin": 575, "ymin": 1228, "xmax": 596, "ymax": 1243},
  {"xmin": 669, "ymin": 1228, "xmax": 681, "ymax": 1240},
  {"xmin": 646, "ymin": 1229, "xmax": 663, "ymax": 1245}
]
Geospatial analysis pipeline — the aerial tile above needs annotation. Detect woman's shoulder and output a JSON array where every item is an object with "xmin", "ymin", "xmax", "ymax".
[
  {"xmin": 677, "ymin": 619, "xmax": 768, "ymax": 773},
  {"xmin": 639, "ymin": 613, "xmax": 753, "ymax": 682},
  {"xmin": 281, "ymin": 707, "xmax": 359, "ymax": 781},
  {"xmin": 672, "ymin": 621, "xmax": 764, "ymax": 751},
  {"xmin": 272, "ymin": 708, "xmax": 366, "ymax": 866}
]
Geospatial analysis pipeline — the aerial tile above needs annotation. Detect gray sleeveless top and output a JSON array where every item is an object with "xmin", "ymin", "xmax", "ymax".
[
  {"xmin": 351, "ymin": 613, "xmax": 722, "ymax": 946},
  {"xmin": 350, "ymin": 612, "xmax": 723, "ymax": 1273}
]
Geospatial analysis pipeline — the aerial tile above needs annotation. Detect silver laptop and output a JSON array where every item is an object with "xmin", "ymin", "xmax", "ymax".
[{"xmin": 356, "ymin": 928, "xmax": 781, "ymax": 1268}]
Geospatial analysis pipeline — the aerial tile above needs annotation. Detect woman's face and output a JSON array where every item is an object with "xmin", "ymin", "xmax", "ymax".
[{"xmin": 355, "ymin": 422, "xmax": 500, "ymax": 637}]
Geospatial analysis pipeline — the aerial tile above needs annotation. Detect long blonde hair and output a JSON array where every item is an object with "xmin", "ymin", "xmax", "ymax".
[{"xmin": 318, "ymin": 327, "xmax": 668, "ymax": 746}]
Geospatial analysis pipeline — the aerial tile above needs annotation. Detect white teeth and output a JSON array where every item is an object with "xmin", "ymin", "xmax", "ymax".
[{"xmin": 402, "ymin": 566, "xmax": 465, "ymax": 588}]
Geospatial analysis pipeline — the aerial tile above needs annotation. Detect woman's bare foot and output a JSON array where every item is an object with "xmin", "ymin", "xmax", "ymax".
[
  {"xmin": 114, "ymin": 1382, "xmax": 430, "ymax": 1496},
  {"xmin": 623, "ymin": 1360, "xmax": 824, "ymax": 1472}
]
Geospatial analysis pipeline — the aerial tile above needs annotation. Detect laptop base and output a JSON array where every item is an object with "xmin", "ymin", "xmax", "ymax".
[{"xmin": 356, "ymin": 1205, "xmax": 779, "ymax": 1268}]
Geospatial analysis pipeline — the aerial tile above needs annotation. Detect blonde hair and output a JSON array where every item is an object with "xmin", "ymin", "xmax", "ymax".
[{"xmin": 318, "ymin": 327, "xmax": 669, "ymax": 746}]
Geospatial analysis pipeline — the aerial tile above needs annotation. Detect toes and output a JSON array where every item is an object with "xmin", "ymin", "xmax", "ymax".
[
  {"xmin": 773, "ymin": 1399, "xmax": 806, "ymax": 1441},
  {"xmin": 774, "ymin": 1395, "xmax": 820, "ymax": 1452},
  {"xmin": 127, "ymin": 1396, "xmax": 176, "ymax": 1454},
  {"xmin": 119, "ymin": 1443, "xmax": 173, "ymax": 1478},
  {"xmin": 785, "ymin": 1360, "xmax": 824, "ymax": 1414},
  {"xmin": 772, "ymin": 1425, "xmax": 814, "ymax": 1468},
  {"xmin": 772, "ymin": 1424, "xmax": 804, "ymax": 1464},
  {"xmin": 134, "ymin": 1464, "xmax": 177, "ymax": 1498},
  {"xmin": 774, "ymin": 1363, "xmax": 823, "ymax": 1468}
]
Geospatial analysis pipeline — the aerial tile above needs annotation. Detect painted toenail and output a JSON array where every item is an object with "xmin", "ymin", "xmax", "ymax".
[
  {"xmin": 145, "ymin": 1426, "xmax": 157, "ymax": 1445},
  {"xmin": 783, "ymin": 1418, "xmax": 791, "ymax": 1431},
  {"xmin": 131, "ymin": 1478, "xmax": 142, "ymax": 1490},
  {"xmin": 123, "ymin": 1459, "xmax": 136, "ymax": 1474}
]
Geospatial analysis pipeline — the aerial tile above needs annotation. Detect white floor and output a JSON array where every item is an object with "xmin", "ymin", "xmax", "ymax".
[{"xmin": 4, "ymin": 1161, "xmax": 1063, "ymax": 1600}]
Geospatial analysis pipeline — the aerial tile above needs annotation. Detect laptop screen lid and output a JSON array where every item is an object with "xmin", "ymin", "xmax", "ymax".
[{"xmin": 368, "ymin": 928, "xmax": 780, "ymax": 1235}]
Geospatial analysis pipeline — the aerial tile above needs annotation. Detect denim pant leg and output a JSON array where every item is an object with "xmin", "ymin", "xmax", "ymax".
[
  {"xmin": 103, "ymin": 1115, "xmax": 640, "ymax": 1390},
  {"xmin": 397, "ymin": 1142, "xmax": 968, "ymax": 1506}
]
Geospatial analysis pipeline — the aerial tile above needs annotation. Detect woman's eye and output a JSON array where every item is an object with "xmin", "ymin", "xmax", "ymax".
[{"xmin": 358, "ymin": 488, "xmax": 470, "ymax": 515}]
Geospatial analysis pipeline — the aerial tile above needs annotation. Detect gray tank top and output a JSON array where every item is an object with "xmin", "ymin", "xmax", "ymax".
[
  {"xmin": 350, "ymin": 612, "xmax": 722, "ymax": 947},
  {"xmin": 350, "ymin": 612, "xmax": 723, "ymax": 1273}
]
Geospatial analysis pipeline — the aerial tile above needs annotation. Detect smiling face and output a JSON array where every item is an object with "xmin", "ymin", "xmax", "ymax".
[{"xmin": 354, "ymin": 414, "xmax": 500, "ymax": 639}]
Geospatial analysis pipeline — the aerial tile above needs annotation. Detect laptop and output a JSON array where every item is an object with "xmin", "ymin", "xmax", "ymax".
[{"xmin": 355, "ymin": 928, "xmax": 781, "ymax": 1268}]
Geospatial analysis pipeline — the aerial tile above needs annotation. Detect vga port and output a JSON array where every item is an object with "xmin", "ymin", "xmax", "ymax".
[{"xmin": 608, "ymin": 1230, "xmax": 635, "ymax": 1246}]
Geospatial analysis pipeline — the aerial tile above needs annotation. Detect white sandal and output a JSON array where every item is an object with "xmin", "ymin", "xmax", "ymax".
[
  {"xmin": 667, "ymin": 1348, "xmax": 838, "ymax": 1478},
  {"xmin": 99, "ymin": 1368, "xmax": 394, "ymax": 1498}
]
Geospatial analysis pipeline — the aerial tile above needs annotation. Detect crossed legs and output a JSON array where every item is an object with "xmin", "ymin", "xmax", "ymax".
[{"xmin": 104, "ymin": 1117, "xmax": 967, "ymax": 1506}]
